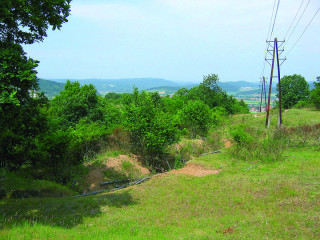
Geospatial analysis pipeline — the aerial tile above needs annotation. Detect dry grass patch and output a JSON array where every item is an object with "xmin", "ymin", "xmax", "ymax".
[{"xmin": 170, "ymin": 163, "xmax": 220, "ymax": 177}]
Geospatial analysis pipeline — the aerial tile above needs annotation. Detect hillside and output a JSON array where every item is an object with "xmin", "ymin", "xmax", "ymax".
[
  {"xmin": 1, "ymin": 109, "xmax": 319, "ymax": 239},
  {"xmin": 38, "ymin": 79, "xmax": 65, "ymax": 98},
  {"xmin": 46, "ymin": 78, "xmax": 262, "ymax": 95},
  {"xmin": 50, "ymin": 78, "xmax": 181, "ymax": 93}
]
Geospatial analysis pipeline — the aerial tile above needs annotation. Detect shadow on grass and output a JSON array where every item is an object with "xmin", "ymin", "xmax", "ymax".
[{"xmin": 0, "ymin": 189, "xmax": 136, "ymax": 229}]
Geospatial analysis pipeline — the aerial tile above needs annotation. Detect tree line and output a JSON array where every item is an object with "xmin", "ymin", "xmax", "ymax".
[{"xmin": 276, "ymin": 74, "xmax": 320, "ymax": 109}]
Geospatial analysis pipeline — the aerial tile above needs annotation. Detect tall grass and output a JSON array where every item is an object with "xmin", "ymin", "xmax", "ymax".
[{"xmin": 229, "ymin": 125, "xmax": 287, "ymax": 162}]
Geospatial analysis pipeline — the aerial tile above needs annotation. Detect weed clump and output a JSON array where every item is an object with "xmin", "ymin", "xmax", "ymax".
[{"xmin": 229, "ymin": 125, "xmax": 287, "ymax": 162}]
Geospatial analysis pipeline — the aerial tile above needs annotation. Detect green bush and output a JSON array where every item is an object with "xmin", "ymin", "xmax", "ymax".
[
  {"xmin": 293, "ymin": 100, "xmax": 311, "ymax": 109},
  {"xmin": 230, "ymin": 126, "xmax": 253, "ymax": 146},
  {"xmin": 179, "ymin": 100, "xmax": 212, "ymax": 137},
  {"xmin": 229, "ymin": 126, "xmax": 287, "ymax": 163},
  {"xmin": 123, "ymin": 89, "xmax": 181, "ymax": 169}
]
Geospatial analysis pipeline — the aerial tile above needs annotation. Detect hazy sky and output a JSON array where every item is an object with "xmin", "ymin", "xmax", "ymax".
[{"xmin": 23, "ymin": 0, "xmax": 320, "ymax": 83}]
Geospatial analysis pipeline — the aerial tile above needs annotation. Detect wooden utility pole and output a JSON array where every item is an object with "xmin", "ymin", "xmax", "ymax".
[
  {"xmin": 265, "ymin": 38, "xmax": 285, "ymax": 127},
  {"xmin": 259, "ymin": 76, "xmax": 267, "ymax": 112}
]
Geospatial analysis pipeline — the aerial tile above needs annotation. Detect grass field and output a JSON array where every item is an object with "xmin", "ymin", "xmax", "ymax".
[{"xmin": 1, "ymin": 109, "xmax": 319, "ymax": 239}]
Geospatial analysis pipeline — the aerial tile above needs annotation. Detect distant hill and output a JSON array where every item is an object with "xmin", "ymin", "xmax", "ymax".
[
  {"xmin": 43, "ymin": 78, "xmax": 264, "ymax": 97},
  {"xmin": 218, "ymin": 81, "xmax": 259, "ymax": 93},
  {"xmin": 38, "ymin": 79, "xmax": 65, "ymax": 98},
  {"xmin": 50, "ymin": 78, "xmax": 180, "ymax": 93}
]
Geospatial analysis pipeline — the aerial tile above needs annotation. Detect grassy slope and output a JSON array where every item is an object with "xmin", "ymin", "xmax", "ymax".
[{"xmin": 1, "ymin": 110, "xmax": 319, "ymax": 239}]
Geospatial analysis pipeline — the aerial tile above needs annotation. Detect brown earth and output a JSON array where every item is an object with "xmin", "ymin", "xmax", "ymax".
[
  {"xmin": 223, "ymin": 139, "xmax": 233, "ymax": 148},
  {"xmin": 85, "ymin": 155, "xmax": 150, "ymax": 192},
  {"xmin": 170, "ymin": 163, "xmax": 220, "ymax": 177},
  {"xmin": 106, "ymin": 155, "xmax": 150, "ymax": 175}
]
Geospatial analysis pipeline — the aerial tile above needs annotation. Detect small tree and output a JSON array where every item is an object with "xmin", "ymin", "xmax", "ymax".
[
  {"xmin": 49, "ymin": 81, "xmax": 104, "ymax": 128},
  {"xmin": 123, "ymin": 89, "xmax": 180, "ymax": 167},
  {"xmin": 179, "ymin": 100, "xmax": 212, "ymax": 137},
  {"xmin": 276, "ymin": 74, "xmax": 310, "ymax": 109}
]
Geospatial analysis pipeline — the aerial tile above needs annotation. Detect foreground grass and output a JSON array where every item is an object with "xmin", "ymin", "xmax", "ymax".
[{"xmin": 1, "ymin": 145, "xmax": 319, "ymax": 239}]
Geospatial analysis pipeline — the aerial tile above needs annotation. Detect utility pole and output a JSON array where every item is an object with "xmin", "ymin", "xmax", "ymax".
[
  {"xmin": 265, "ymin": 38, "xmax": 286, "ymax": 127},
  {"xmin": 264, "ymin": 79, "xmax": 267, "ymax": 111},
  {"xmin": 259, "ymin": 76, "xmax": 267, "ymax": 112}
]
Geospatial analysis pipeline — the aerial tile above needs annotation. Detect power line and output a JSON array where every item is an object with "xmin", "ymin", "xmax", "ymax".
[
  {"xmin": 260, "ymin": 0, "xmax": 278, "ymax": 78},
  {"xmin": 267, "ymin": 0, "xmax": 278, "ymax": 42},
  {"xmin": 269, "ymin": 0, "xmax": 281, "ymax": 41},
  {"xmin": 285, "ymin": 0, "xmax": 311, "ymax": 44},
  {"xmin": 286, "ymin": 6, "xmax": 320, "ymax": 57},
  {"xmin": 284, "ymin": 0, "xmax": 305, "ymax": 39}
]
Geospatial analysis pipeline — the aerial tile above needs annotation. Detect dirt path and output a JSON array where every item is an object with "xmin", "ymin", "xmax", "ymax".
[{"xmin": 169, "ymin": 163, "xmax": 220, "ymax": 177}]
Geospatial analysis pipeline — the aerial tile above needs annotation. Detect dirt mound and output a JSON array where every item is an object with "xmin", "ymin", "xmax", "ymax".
[
  {"xmin": 85, "ymin": 155, "xmax": 150, "ymax": 192},
  {"xmin": 106, "ymin": 155, "xmax": 150, "ymax": 175},
  {"xmin": 170, "ymin": 163, "xmax": 220, "ymax": 177},
  {"xmin": 86, "ymin": 168, "xmax": 105, "ymax": 192}
]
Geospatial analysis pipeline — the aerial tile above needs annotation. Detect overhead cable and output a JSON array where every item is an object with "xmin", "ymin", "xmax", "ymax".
[
  {"xmin": 285, "ymin": 0, "xmax": 311, "ymax": 44},
  {"xmin": 284, "ymin": 0, "xmax": 305, "ymax": 39},
  {"xmin": 269, "ymin": 0, "xmax": 281, "ymax": 41},
  {"xmin": 260, "ymin": 0, "xmax": 278, "ymax": 78},
  {"xmin": 286, "ymin": 6, "xmax": 320, "ymax": 57}
]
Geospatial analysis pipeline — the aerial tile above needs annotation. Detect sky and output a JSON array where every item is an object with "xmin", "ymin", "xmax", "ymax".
[{"xmin": 23, "ymin": 0, "xmax": 320, "ymax": 83}]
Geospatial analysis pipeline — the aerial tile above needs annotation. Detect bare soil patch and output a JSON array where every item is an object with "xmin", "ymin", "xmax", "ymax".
[
  {"xmin": 106, "ymin": 155, "xmax": 150, "ymax": 175},
  {"xmin": 85, "ymin": 155, "xmax": 150, "ymax": 192},
  {"xmin": 86, "ymin": 168, "xmax": 105, "ymax": 192},
  {"xmin": 170, "ymin": 163, "xmax": 220, "ymax": 177},
  {"xmin": 223, "ymin": 139, "xmax": 233, "ymax": 148}
]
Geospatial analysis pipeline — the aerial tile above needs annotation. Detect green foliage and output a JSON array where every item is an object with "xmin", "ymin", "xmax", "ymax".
[
  {"xmin": 70, "ymin": 120, "xmax": 108, "ymax": 161},
  {"xmin": 293, "ymin": 100, "xmax": 310, "ymax": 109},
  {"xmin": 37, "ymin": 128, "xmax": 72, "ymax": 181},
  {"xmin": 49, "ymin": 81, "xmax": 104, "ymax": 128},
  {"xmin": 38, "ymin": 79, "xmax": 65, "ymax": 98},
  {"xmin": 0, "ymin": 0, "xmax": 72, "ymax": 172},
  {"xmin": 230, "ymin": 127, "xmax": 287, "ymax": 163},
  {"xmin": 1, "ymin": 0, "xmax": 71, "ymax": 44},
  {"xmin": 0, "ymin": 42, "xmax": 38, "ymax": 105},
  {"xmin": 179, "ymin": 100, "xmax": 212, "ymax": 137},
  {"xmin": 123, "ymin": 89, "xmax": 180, "ymax": 168},
  {"xmin": 0, "ymin": 92, "xmax": 48, "ymax": 169},
  {"xmin": 102, "ymin": 102, "xmax": 124, "ymax": 130},
  {"xmin": 230, "ymin": 125, "xmax": 253, "ymax": 146},
  {"xmin": 276, "ymin": 74, "xmax": 310, "ymax": 109},
  {"xmin": 310, "ymin": 76, "xmax": 320, "ymax": 109},
  {"xmin": 211, "ymin": 106, "xmax": 228, "ymax": 125}
]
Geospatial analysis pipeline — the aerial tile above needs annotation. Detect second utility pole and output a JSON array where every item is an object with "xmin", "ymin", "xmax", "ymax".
[{"xmin": 265, "ymin": 37, "xmax": 285, "ymax": 128}]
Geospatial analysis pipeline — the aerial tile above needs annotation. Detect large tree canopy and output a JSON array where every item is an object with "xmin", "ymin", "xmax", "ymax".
[
  {"xmin": 0, "ymin": 0, "xmax": 72, "ymax": 169},
  {"xmin": 276, "ymin": 74, "xmax": 310, "ymax": 109},
  {"xmin": 310, "ymin": 76, "xmax": 320, "ymax": 109},
  {"xmin": 0, "ymin": 0, "xmax": 71, "ymax": 44}
]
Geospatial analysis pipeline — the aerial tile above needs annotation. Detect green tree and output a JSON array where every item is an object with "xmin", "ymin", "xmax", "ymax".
[
  {"xmin": 276, "ymin": 74, "xmax": 310, "ymax": 109},
  {"xmin": 0, "ymin": 0, "xmax": 72, "ymax": 168},
  {"xmin": 123, "ymin": 89, "xmax": 180, "ymax": 167},
  {"xmin": 187, "ymin": 74, "xmax": 249, "ymax": 114},
  {"xmin": 310, "ymin": 76, "xmax": 320, "ymax": 109},
  {"xmin": 179, "ymin": 100, "xmax": 212, "ymax": 137},
  {"xmin": 0, "ymin": 42, "xmax": 38, "ymax": 105},
  {"xmin": 1, "ymin": 0, "xmax": 71, "ymax": 44},
  {"xmin": 49, "ymin": 81, "xmax": 104, "ymax": 128}
]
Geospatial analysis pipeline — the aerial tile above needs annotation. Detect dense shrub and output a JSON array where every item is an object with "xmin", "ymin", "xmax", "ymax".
[
  {"xmin": 123, "ymin": 89, "xmax": 180, "ymax": 168},
  {"xmin": 179, "ymin": 100, "xmax": 212, "ymax": 137}
]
